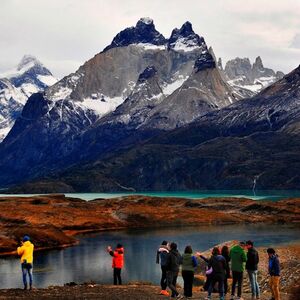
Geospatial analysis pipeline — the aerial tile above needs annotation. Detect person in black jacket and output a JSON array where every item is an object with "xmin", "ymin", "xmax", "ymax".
[
  {"xmin": 207, "ymin": 247, "xmax": 226, "ymax": 300},
  {"xmin": 246, "ymin": 240, "xmax": 260, "ymax": 300},
  {"xmin": 221, "ymin": 245, "xmax": 231, "ymax": 295},
  {"xmin": 165, "ymin": 242, "xmax": 184, "ymax": 299}
]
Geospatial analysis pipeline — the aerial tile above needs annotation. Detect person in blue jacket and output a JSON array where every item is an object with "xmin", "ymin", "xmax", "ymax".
[
  {"xmin": 267, "ymin": 248, "xmax": 281, "ymax": 300},
  {"xmin": 156, "ymin": 241, "xmax": 170, "ymax": 296}
]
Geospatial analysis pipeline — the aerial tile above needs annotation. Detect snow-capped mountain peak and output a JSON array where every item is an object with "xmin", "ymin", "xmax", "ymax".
[
  {"xmin": 168, "ymin": 21, "xmax": 205, "ymax": 52},
  {"xmin": 0, "ymin": 55, "xmax": 57, "ymax": 141},
  {"xmin": 138, "ymin": 17, "xmax": 154, "ymax": 25},
  {"xmin": 103, "ymin": 17, "xmax": 166, "ymax": 52},
  {"xmin": 0, "ymin": 55, "xmax": 49, "ymax": 81},
  {"xmin": 17, "ymin": 55, "xmax": 40, "ymax": 71},
  {"xmin": 224, "ymin": 56, "xmax": 284, "ymax": 94}
]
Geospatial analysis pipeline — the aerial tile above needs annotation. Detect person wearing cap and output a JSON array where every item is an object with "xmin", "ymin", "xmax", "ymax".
[
  {"xmin": 267, "ymin": 248, "xmax": 280, "ymax": 300},
  {"xmin": 230, "ymin": 241, "xmax": 247, "ymax": 300},
  {"xmin": 246, "ymin": 241, "xmax": 260, "ymax": 300},
  {"xmin": 17, "ymin": 235, "xmax": 34, "ymax": 290}
]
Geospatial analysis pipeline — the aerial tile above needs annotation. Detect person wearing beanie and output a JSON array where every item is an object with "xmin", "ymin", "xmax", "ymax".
[
  {"xmin": 267, "ymin": 248, "xmax": 281, "ymax": 300},
  {"xmin": 17, "ymin": 235, "xmax": 34, "ymax": 290}
]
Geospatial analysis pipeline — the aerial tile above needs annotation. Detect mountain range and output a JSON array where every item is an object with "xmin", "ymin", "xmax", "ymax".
[
  {"xmin": 0, "ymin": 18, "xmax": 298, "ymax": 192},
  {"xmin": 222, "ymin": 56, "xmax": 284, "ymax": 95},
  {"xmin": 0, "ymin": 55, "xmax": 57, "ymax": 141}
]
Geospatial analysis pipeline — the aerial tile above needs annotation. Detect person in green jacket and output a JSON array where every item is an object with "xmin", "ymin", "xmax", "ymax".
[
  {"xmin": 230, "ymin": 241, "xmax": 247, "ymax": 300},
  {"xmin": 182, "ymin": 245, "xmax": 198, "ymax": 298}
]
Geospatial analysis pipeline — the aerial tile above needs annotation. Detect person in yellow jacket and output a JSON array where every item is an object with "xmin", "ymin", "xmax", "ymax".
[{"xmin": 17, "ymin": 235, "xmax": 34, "ymax": 290}]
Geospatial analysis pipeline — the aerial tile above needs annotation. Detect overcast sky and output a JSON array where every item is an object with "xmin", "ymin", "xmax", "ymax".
[{"xmin": 1, "ymin": 0, "xmax": 299, "ymax": 78}]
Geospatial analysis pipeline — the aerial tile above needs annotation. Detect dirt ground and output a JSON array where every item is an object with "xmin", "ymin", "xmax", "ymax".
[{"xmin": 0, "ymin": 284, "xmax": 293, "ymax": 300}]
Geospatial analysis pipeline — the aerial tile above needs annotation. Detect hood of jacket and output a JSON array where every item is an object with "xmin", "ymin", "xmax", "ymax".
[
  {"xmin": 158, "ymin": 245, "xmax": 169, "ymax": 253},
  {"xmin": 231, "ymin": 245, "xmax": 244, "ymax": 254}
]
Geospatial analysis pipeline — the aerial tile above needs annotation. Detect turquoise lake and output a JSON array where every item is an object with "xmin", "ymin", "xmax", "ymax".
[{"xmin": 0, "ymin": 190, "xmax": 300, "ymax": 201}]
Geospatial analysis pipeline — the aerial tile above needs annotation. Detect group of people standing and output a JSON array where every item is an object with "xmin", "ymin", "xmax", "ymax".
[
  {"xmin": 156, "ymin": 240, "xmax": 281, "ymax": 300},
  {"xmin": 15, "ymin": 235, "xmax": 281, "ymax": 300}
]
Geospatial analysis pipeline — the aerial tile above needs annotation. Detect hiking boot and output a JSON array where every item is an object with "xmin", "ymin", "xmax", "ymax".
[
  {"xmin": 160, "ymin": 290, "xmax": 169, "ymax": 296},
  {"xmin": 23, "ymin": 285, "xmax": 27, "ymax": 290}
]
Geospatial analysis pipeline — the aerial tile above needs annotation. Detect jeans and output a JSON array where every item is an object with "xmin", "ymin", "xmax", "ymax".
[
  {"xmin": 208, "ymin": 275, "xmax": 224, "ymax": 299},
  {"xmin": 113, "ymin": 268, "xmax": 122, "ymax": 285},
  {"xmin": 269, "ymin": 276, "xmax": 280, "ymax": 300},
  {"xmin": 182, "ymin": 270, "xmax": 194, "ymax": 297},
  {"xmin": 21, "ymin": 263, "xmax": 33, "ymax": 288},
  {"xmin": 231, "ymin": 271, "xmax": 243, "ymax": 297},
  {"xmin": 166, "ymin": 271, "xmax": 178, "ymax": 297},
  {"xmin": 248, "ymin": 270, "xmax": 260, "ymax": 298},
  {"xmin": 160, "ymin": 266, "xmax": 167, "ymax": 290}
]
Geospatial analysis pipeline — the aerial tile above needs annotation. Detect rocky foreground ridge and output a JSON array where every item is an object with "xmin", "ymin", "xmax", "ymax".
[{"xmin": 0, "ymin": 195, "xmax": 299, "ymax": 255}]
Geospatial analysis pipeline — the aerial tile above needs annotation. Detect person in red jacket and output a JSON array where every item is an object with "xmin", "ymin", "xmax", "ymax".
[{"xmin": 107, "ymin": 244, "xmax": 124, "ymax": 285}]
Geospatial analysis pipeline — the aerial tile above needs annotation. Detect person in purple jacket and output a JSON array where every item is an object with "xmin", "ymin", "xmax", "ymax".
[{"xmin": 207, "ymin": 247, "xmax": 227, "ymax": 300}]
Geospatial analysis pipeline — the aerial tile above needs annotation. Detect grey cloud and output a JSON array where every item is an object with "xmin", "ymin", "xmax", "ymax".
[
  {"xmin": 0, "ymin": 0, "xmax": 299, "ymax": 78},
  {"xmin": 290, "ymin": 33, "xmax": 300, "ymax": 49}
]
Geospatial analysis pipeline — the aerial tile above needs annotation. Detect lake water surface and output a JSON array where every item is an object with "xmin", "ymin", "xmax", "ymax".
[
  {"xmin": 0, "ymin": 190, "xmax": 300, "ymax": 201},
  {"xmin": 0, "ymin": 224, "xmax": 299, "ymax": 289}
]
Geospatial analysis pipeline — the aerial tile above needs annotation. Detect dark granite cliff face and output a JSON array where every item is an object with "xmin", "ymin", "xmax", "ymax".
[{"xmin": 194, "ymin": 52, "xmax": 216, "ymax": 72}]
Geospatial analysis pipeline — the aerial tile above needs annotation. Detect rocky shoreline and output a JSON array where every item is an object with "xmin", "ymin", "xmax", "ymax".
[{"xmin": 0, "ymin": 194, "xmax": 299, "ymax": 255}]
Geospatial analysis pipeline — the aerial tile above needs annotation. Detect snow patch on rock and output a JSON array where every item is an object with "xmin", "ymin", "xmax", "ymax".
[
  {"xmin": 136, "ymin": 43, "xmax": 166, "ymax": 50},
  {"xmin": 79, "ymin": 95, "xmax": 124, "ymax": 116},
  {"xmin": 37, "ymin": 75, "xmax": 57, "ymax": 86},
  {"xmin": 172, "ymin": 38, "xmax": 201, "ymax": 52},
  {"xmin": 162, "ymin": 76, "xmax": 188, "ymax": 96},
  {"xmin": 51, "ymin": 87, "xmax": 73, "ymax": 101}
]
